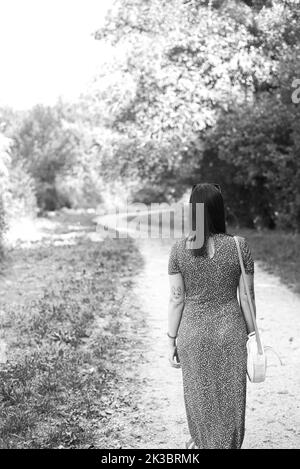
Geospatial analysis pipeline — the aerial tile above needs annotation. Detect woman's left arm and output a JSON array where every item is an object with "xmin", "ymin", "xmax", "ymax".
[{"xmin": 168, "ymin": 273, "xmax": 185, "ymax": 368}]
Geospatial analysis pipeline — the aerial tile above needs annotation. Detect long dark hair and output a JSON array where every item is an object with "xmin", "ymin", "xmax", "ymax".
[{"xmin": 187, "ymin": 183, "xmax": 226, "ymax": 257}]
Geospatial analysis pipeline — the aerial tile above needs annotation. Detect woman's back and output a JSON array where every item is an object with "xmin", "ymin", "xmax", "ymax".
[
  {"xmin": 167, "ymin": 183, "xmax": 256, "ymax": 449},
  {"xmin": 168, "ymin": 233, "xmax": 254, "ymax": 306},
  {"xmin": 168, "ymin": 233, "xmax": 254, "ymax": 448}
]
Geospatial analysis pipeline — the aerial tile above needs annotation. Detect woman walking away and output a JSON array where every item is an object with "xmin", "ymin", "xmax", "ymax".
[{"xmin": 167, "ymin": 183, "xmax": 256, "ymax": 449}]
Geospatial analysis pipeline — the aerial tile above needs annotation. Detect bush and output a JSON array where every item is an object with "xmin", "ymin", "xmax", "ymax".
[
  {"xmin": 0, "ymin": 196, "xmax": 6, "ymax": 257},
  {"xmin": 0, "ymin": 133, "xmax": 37, "ymax": 240},
  {"xmin": 131, "ymin": 184, "xmax": 171, "ymax": 204},
  {"xmin": 200, "ymin": 98, "xmax": 300, "ymax": 230},
  {"xmin": 9, "ymin": 105, "xmax": 80, "ymax": 212}
]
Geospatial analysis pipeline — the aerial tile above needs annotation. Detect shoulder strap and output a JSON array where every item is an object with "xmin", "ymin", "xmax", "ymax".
[{"xmin": 234, "ymin": 236, "xmax": 263, "ymax": 355}]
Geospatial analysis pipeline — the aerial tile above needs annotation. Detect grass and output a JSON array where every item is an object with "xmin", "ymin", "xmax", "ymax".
[
  {"xmin": 0, "ymin": 234, "xmax": 144, "ymax": 449},
  {"xmin": 231, "ymin": 227, "xmax": 300, "ymax": 294}
]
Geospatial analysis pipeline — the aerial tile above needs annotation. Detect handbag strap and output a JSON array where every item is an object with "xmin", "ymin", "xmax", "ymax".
[{"xmin": 233, "ymin": 236, "xmax": 264, "ymax": 355}]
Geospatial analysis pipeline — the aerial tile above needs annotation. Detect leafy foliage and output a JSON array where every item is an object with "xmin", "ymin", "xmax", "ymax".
[
  {"xmin": 7, "ymin": 105, "xmax": 80, "ymax": 211},
  {"xmin": 93, "ymin": 0, "xmax": 300, "ymax": 228},
  {"xmin": 1, "ymin": 103, "xmax": 106, "ymax": 212},
  {"xmin": 0, "ymin": 133, "xmax": 37, "ymax": 246}
]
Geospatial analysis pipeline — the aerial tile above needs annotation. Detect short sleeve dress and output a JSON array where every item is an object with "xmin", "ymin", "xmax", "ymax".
[{"xmin": 168, "ymin": 233, "xmax": 254, "ymax": 449}]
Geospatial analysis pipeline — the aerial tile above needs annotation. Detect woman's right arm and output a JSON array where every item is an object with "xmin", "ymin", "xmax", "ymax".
[{"xmin": 238, "ymin": 273, "xmax": 256, "ymax": 334}]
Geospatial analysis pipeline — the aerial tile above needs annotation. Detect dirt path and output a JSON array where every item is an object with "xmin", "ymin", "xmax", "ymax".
[{"xmin": 131, "ymin": 237, "xmax": 300, "ymax": 449}]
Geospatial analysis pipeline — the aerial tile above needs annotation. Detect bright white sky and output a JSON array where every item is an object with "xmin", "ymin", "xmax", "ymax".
[{"xmin": 0, "ymin": 0, "xmax": 113, "ymax": 109}]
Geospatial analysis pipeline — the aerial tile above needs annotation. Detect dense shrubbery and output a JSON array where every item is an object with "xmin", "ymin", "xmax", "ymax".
[
  {"xmin": 200, "ymin": 99, "xmax": 300, "ymax": 229},
  {"xmin": 0, "ymin": 133, "xmax": 37, "ymax": 244},
  {"xmin": 0, "ymin": 103, "xmax": 106, "ymax": 221},
  {"xmin": 93, "ymin": 0, "xmax": 300, "ymax": 229},
  {"xmin": 3, "ymin": 105, "xmax": 80, "ymax": 212},
  {"xmin": 0, "ymin": 196, "xmax": 5, "ymax": 256}
]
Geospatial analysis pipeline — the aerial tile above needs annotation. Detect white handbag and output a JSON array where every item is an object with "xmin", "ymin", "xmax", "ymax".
[{"xmin": 234, "ymin": 236, "xmax": 267, "ymax": 383}]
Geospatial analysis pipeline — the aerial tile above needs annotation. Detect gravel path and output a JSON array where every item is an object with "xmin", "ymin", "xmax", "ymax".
[{"xmin": 133, "ymin": 237, "xmax": 300, "ymax": 449}]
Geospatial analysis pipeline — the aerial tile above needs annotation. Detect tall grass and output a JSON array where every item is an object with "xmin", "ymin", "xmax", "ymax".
[{"xmin": 0, "ymin": 236, "xmax": 143, "ymax": 448}]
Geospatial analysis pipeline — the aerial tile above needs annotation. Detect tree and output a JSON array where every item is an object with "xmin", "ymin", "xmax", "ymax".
[
  {"xmin": 92, "ymin": 0, "xmax": 300, "ymax": 228},
  {"xmin": 7, "ymin": 105, "xmax": 82, "ymax": 211}
]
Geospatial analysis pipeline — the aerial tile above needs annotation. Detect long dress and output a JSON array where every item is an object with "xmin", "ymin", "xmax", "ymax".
[{"xmin": 168, "ymin": 233, "xmax": 255, "ymax": 449}]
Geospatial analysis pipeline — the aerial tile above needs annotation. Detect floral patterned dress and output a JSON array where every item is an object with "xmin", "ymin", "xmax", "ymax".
[{"xmin": 168, "ymin": 234, "xmax": 254, "ymax": 449}]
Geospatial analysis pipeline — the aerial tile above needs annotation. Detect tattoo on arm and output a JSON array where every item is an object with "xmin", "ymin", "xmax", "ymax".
[{"xmin": 171, "ymin": 285, "xmax": 183, "ymax": 300}]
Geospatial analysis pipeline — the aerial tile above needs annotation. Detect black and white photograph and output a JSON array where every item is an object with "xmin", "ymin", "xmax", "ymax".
[{"xmin": 0, "ymin": 0, "xmax": 299, "ymax": 452}]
